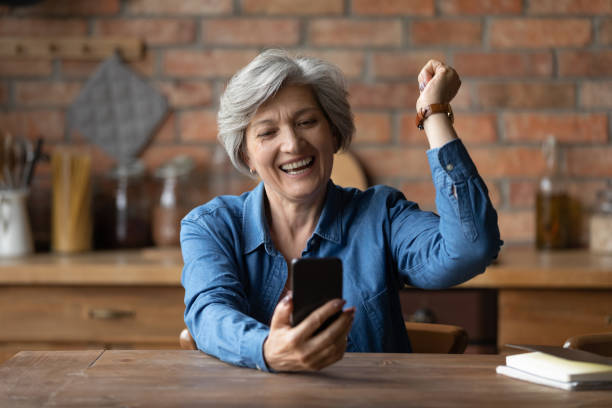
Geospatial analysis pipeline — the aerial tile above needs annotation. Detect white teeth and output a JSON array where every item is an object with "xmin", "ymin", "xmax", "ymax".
[{"xmin": 280, "ymin": 157, "xmax": 313, "ymax": 171}]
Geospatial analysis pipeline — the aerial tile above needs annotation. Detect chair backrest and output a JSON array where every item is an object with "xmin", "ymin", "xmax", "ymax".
[
  {"xmin": 563, "ymin": 332, "xmax": 612, "ymax": 357},
  {"xmin": 180, "ymin": 322, "xmax": 468, "ymax": 354},
  {"xmin": 404, "ymin": 322, "xmax": 468, "ymax": 354}
]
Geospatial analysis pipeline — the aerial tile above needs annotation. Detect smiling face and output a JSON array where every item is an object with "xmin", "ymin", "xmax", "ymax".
[{"xmin": 243, "ymin": 84, "xmax": 337, "ymax": 207}]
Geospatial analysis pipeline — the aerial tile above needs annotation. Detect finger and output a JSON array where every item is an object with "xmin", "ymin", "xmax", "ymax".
[
  {"xmin": 308, "ymin": 331, "xmax": 349, "ymax": 370},
  {"xmin": 418, "ymin": 59, "xmax": 444, "ymax": 88},
  {"xmin": 269, "ymin": 291, "xmax": 293, "ymax": 330},
  {"xmin": 295, "ymin": 298, "xmax": 346, "ymax": 341},
  {"xmin": 307, "ymin": 308, "xmax": 354, "ymax": 351}
]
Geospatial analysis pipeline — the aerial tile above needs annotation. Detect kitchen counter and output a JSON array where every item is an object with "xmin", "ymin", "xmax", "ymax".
[
  {"xmin": 1, "ymin": 246, "xmax": 611, "ymax": 288},
  {"xmin": 0, "ymin": 246, "xmax": 610, "ymax": 362}
]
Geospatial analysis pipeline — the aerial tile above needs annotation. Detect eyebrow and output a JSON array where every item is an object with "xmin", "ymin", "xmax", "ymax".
[{"xmin": 251, "ymin": 107, "xmax": 320, "ymax": 127}]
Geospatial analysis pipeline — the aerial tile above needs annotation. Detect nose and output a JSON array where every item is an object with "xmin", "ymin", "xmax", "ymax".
[{"xmin": 279, "ymin": 125, "xmax": 303, "ymax": 153}]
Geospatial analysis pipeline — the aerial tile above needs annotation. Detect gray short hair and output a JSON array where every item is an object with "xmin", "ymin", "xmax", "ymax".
[{"xmin": 217, "ymin": 49, "xmax": 355, "ymax": 177}]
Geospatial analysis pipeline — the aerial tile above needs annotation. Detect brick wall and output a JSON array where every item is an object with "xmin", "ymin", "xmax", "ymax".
[{"xmin": 1, "ymin": 0, "xmax": 611, "ymax": 246}]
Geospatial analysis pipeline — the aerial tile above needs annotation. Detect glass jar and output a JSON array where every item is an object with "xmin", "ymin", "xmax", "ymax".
[
  {"xmin": 152, "ymin": 156, "xmax": 194, "ymax": 247},
  {"xmin": 590, "ymin": 181, "xmax": 612, "ymax": 254},
  {"xmin": 536, "ymin": 136, "xmax": 570, "ymax": 250},
  {"xmin": 94, "ymin": 160, "xmax": 152, "ymax": 249}
]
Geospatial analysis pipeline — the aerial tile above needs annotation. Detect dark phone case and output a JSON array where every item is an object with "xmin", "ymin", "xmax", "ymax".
[{"xmin": 290, "ymin": 257, "xmax": 343, "ymax": 335}]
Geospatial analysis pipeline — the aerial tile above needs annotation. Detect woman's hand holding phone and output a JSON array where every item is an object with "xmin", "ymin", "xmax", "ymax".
[{"xmin": 263, "ymin": 292, "xmax": 355, "ymax": 372}]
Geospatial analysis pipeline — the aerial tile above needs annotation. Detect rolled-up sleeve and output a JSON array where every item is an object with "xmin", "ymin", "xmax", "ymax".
[
  {"xmin": 391, "ymin": 138, "xmax": 502, "ymax": 289},
  {"xmin": 181, "ymin": 211, "xmax": 271, "ymax": 371}
]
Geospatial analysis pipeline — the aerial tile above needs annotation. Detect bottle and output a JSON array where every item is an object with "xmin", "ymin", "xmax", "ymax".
[
  {"xmin": 590, "ymin": 181, "xmax": 612, "ymax": 253},
  {"xmin": 152, "ymin": 156, "xmax": 194, "ymax": 247},
  {"xmin": 536, "ymin": 136, "xmax": 570, "ymax": 250}
]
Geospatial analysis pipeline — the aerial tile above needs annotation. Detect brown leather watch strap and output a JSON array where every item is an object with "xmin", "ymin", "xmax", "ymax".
[{"xmin": 415, "ymin": 103, "xmax": 453, "ymax": 130}]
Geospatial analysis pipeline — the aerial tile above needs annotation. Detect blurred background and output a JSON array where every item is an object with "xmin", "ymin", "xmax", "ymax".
[{"xmin": 0, "ymin": 0, "xmax": 610, "ymax": 249}]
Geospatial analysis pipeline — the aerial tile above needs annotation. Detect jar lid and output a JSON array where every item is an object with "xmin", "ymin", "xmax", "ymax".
[
  {"xmin": 154, "ymin": 155, "xmax": 194, "ymax": 179},
  {"xmin": 109, "ymin": 159, "xmax": 146, "ymax": 178}
]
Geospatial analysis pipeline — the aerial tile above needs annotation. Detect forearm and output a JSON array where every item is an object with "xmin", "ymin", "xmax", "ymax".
[{"xmin": 422, "ymin": 113, "xmax": 458, "ymax": 149}]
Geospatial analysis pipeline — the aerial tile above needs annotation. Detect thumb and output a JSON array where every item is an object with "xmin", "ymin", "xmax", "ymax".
[{"xmin": 270, "ymin": 291, "xmax": 293, "ymax": 330}]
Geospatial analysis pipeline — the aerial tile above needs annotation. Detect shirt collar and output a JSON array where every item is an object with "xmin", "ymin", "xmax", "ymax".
[{"xmin": 242, "ymin": 180, "xmax": 344, "ymax": 255}]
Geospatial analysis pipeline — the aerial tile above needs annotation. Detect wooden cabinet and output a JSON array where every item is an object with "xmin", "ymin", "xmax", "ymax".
[
  {"xmin": 498, "ymin": 289, "xmax": 612, "ymax": 348},
  {"xmin": 0, "ymin": 250, "xmax": 184, "ymax": 364},
  {"xmin": 1, "ymin": 247, "xmax": 611, "ymax": 364}
]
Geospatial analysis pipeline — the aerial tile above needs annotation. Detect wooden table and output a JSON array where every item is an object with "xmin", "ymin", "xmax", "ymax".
[{"xmin": 1, "ymin": 350, "xmax": 610, "ymax": 407}]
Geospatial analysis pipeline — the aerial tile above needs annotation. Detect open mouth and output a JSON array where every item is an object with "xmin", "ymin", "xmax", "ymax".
[{"xmin": 279, "ymin": 157, "xmax": 314, "ymax": 175}]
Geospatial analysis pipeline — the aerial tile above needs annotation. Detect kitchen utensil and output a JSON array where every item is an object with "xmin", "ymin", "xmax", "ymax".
[
  {"xmin": 66, "ymin": 53, "xmax": 168, "ymax": 162},
  {"xmin": 0, "ymin": 189, "xmax": 34, "ymax": 257},
  {"xmin": 331, "ymin": 150, "xmax": 368, "ymax": 190}
]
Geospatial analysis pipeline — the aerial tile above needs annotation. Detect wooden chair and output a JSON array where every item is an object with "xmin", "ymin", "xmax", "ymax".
[
  {"xmin": 180, "ymin": 322, "xmax": 468, "ymax": 354},
  {"xmin": 563, "ymin": 332, "xmax": 612, "ymax": 357}
]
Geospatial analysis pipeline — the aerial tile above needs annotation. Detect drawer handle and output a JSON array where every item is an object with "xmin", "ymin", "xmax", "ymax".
[{"xmin": 88, "ymin": 308, "xmax": 136, "ymax": 320}]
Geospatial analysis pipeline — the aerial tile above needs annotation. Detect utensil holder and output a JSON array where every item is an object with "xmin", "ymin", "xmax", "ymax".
[{"xmin": 0, "ymin": 189, "xmax": 34, "ymax": 257}]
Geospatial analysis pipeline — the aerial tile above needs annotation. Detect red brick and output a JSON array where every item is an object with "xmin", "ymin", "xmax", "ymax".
[
  {"xmin": 353, "ymin": 112, "xmax": 392, "ymax": 144},
  {"xmin": 453, "ymin": 52, "xmax": 552, "ymax": 77},
  {"xmin": 372, "ymin": 51, "xmax": 446, "ymax": 79},
  {"xmin": 448, "ymin": 85, "xmax": 471, "ymax": 110},
  {"xmin": 309, "ymin": 19, "xmax": 402, "ymax": 47},
  {"xmin": 439, "ymin": 0, "xmax": 522, "ymax": 14},
  {"xmin": 0, "ymin": 59, "xmax": 52, "ymax": 77},
  {"xmin": 243, "ymin": 0, "xmax": 343, "ymax": 15},
  {"xmin": 504, "ymin": 113, "xmax": 608, "ymax": 143},
  {"xmin": 15, "ymin": 81, "xmax": 82, "ymax": 107},
  {"xmin": 96, "ymin": 19, "xmax": 196, "ymax": 46},
  {"xmin": 498, "ymin": 210, "xmax": 534, "ymax": 243},
  {"xmin": 400, "ymin": 180, "xmax": 436, "ymax": 210},
  {"xmin": 600, "ymin": 19, "xmax": 612, "ymax": 45},
  {"xmin": 352, "ymin": 0, "xmax": 434, "ymax": 15},
  {"xmin": 156, "ymin": 81, "xmax": 213, "ymax": 108},
  {"xmin": 15, "ymin": 0, "xmax": 119, "ymax": 15},
  {"xmin": 61, "ymin": 53, "xmax": 156, "ymax": 78},
  {"xmin": 491, "ymin": 18, "xmax": 591, "ymax": 48},
  {"xmin": 0, "ymin": 18, "xmax": 87, "ymax": 36},
  {"xmin": 179, "ymin": 110, "xmax": 219, "ymax": 142},
  {"xmin": 476, "ymin": 83, "xmax": 575, "ymax": 109},
  {"xmin": 126, "ymin": 0, "xmax": 232, "ymax": 15},
  {"xmin": 151, "ymin": 113, "xmax": 176, "ymax": 143},
  {"xmin": 527, "ymin": 0, "xmax": 612, "ymax": 14},
  {"xmin": 470, "ymin": 147, "xmax": 546, "ymax": 177},
  {"xmin": 559, "ymin": 51, "xmax": 612, "ymax": 77},
  {"xmin": 204, "ymin": 18, "xmax": 299, "ymax": 46},
  {"xmin": 353, "ymin": 147, "xmax": 431, "ymax": 180},
  {"xmin": 508, "ymin": 180, "xmax": 601, "ymax": 210},
  {"xmin": 509, "ymin": 181, "xmax": 536, "ymax": 208},
  {"xmin": 295, "ymin": 49, "xmax": 365, "ymax": 79},
  {"xmin": 580, "ymin": 81, "xmax": 612, "ymax": 108},
  {"xmin": 163, "ymin": 49, "xmax": 258, "ymax": 78},
  {"xmin": 141, "ymin": 144, "xmax": 213, "ymax": 173},
  {"xmin": 348, "ymin": 83, "xmax": 419, "ymax": 109},
  {"xmin": 400, "ymin": 113, "xmax": 497, "ymax": 145},
  {"xmin": 411, "ymin": 19, "xmax": 482, "ymax": 46},
  {"xmin": 566, "ymin": 147, "xmax": 612, "ymax": 177},
  {"xmin": 0, "ymin": 110, "xmax": 65, "ymax": 141}
]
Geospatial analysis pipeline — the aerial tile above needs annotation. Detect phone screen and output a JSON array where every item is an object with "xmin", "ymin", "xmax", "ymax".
[{"xmin": 290, "ymin": 257, "xmax": 343, "ymax": 334}]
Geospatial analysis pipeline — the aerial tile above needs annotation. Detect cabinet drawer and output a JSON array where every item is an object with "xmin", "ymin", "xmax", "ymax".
[
  {"xmin": 498, "ymin": 289, "xmax": 612, "ymax": 348},
  {"xmin": 0, "ymin": 286, "xmax": 185, "ymax": 344}
]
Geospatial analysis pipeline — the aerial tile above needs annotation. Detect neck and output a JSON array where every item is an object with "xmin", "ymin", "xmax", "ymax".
[{"xmin": 264, "ymin": 184, "xmax": 327, "ymax": 260}]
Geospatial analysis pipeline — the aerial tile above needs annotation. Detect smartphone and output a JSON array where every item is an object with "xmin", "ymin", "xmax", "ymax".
[{"xmin": 290, "ymin": 257, "xmax": 343, "ymax": 335}]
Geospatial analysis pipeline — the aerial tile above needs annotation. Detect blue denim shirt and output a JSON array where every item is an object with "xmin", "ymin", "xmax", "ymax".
[{"xmin": 181, "ymin": 139, "xmax": 502, "ymax": 372}]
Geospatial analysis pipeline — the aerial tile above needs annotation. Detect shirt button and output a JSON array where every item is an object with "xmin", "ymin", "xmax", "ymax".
[{"xmin": 446, "ymin": 163, "xmax": 454, "ymax": 171}]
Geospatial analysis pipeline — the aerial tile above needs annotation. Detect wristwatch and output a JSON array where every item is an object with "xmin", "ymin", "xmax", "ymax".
[{"xmin": 415, "ymin": 103, "xmax": 454, "ymax": 130}]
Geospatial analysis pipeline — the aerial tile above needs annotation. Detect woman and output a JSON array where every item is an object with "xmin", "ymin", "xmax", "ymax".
[{"xmin": 181, "ymin": 49, "xmax": 502, "ymax": 372}]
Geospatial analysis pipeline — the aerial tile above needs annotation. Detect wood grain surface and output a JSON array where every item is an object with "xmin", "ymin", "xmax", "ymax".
[{"xmin": 1, "ymin": 350, "xmax": 610, "ymax": 407}]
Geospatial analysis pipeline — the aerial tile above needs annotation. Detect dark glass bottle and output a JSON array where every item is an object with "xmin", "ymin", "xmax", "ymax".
[{"xmin": 94, "ymin": 160, "xmax": 152, "ymax": 249}]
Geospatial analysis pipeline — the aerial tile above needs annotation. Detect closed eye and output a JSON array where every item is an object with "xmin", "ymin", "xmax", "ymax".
[{"xmin": 297, "ymin": 119, "xmax": 317, "ymax": 127}]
